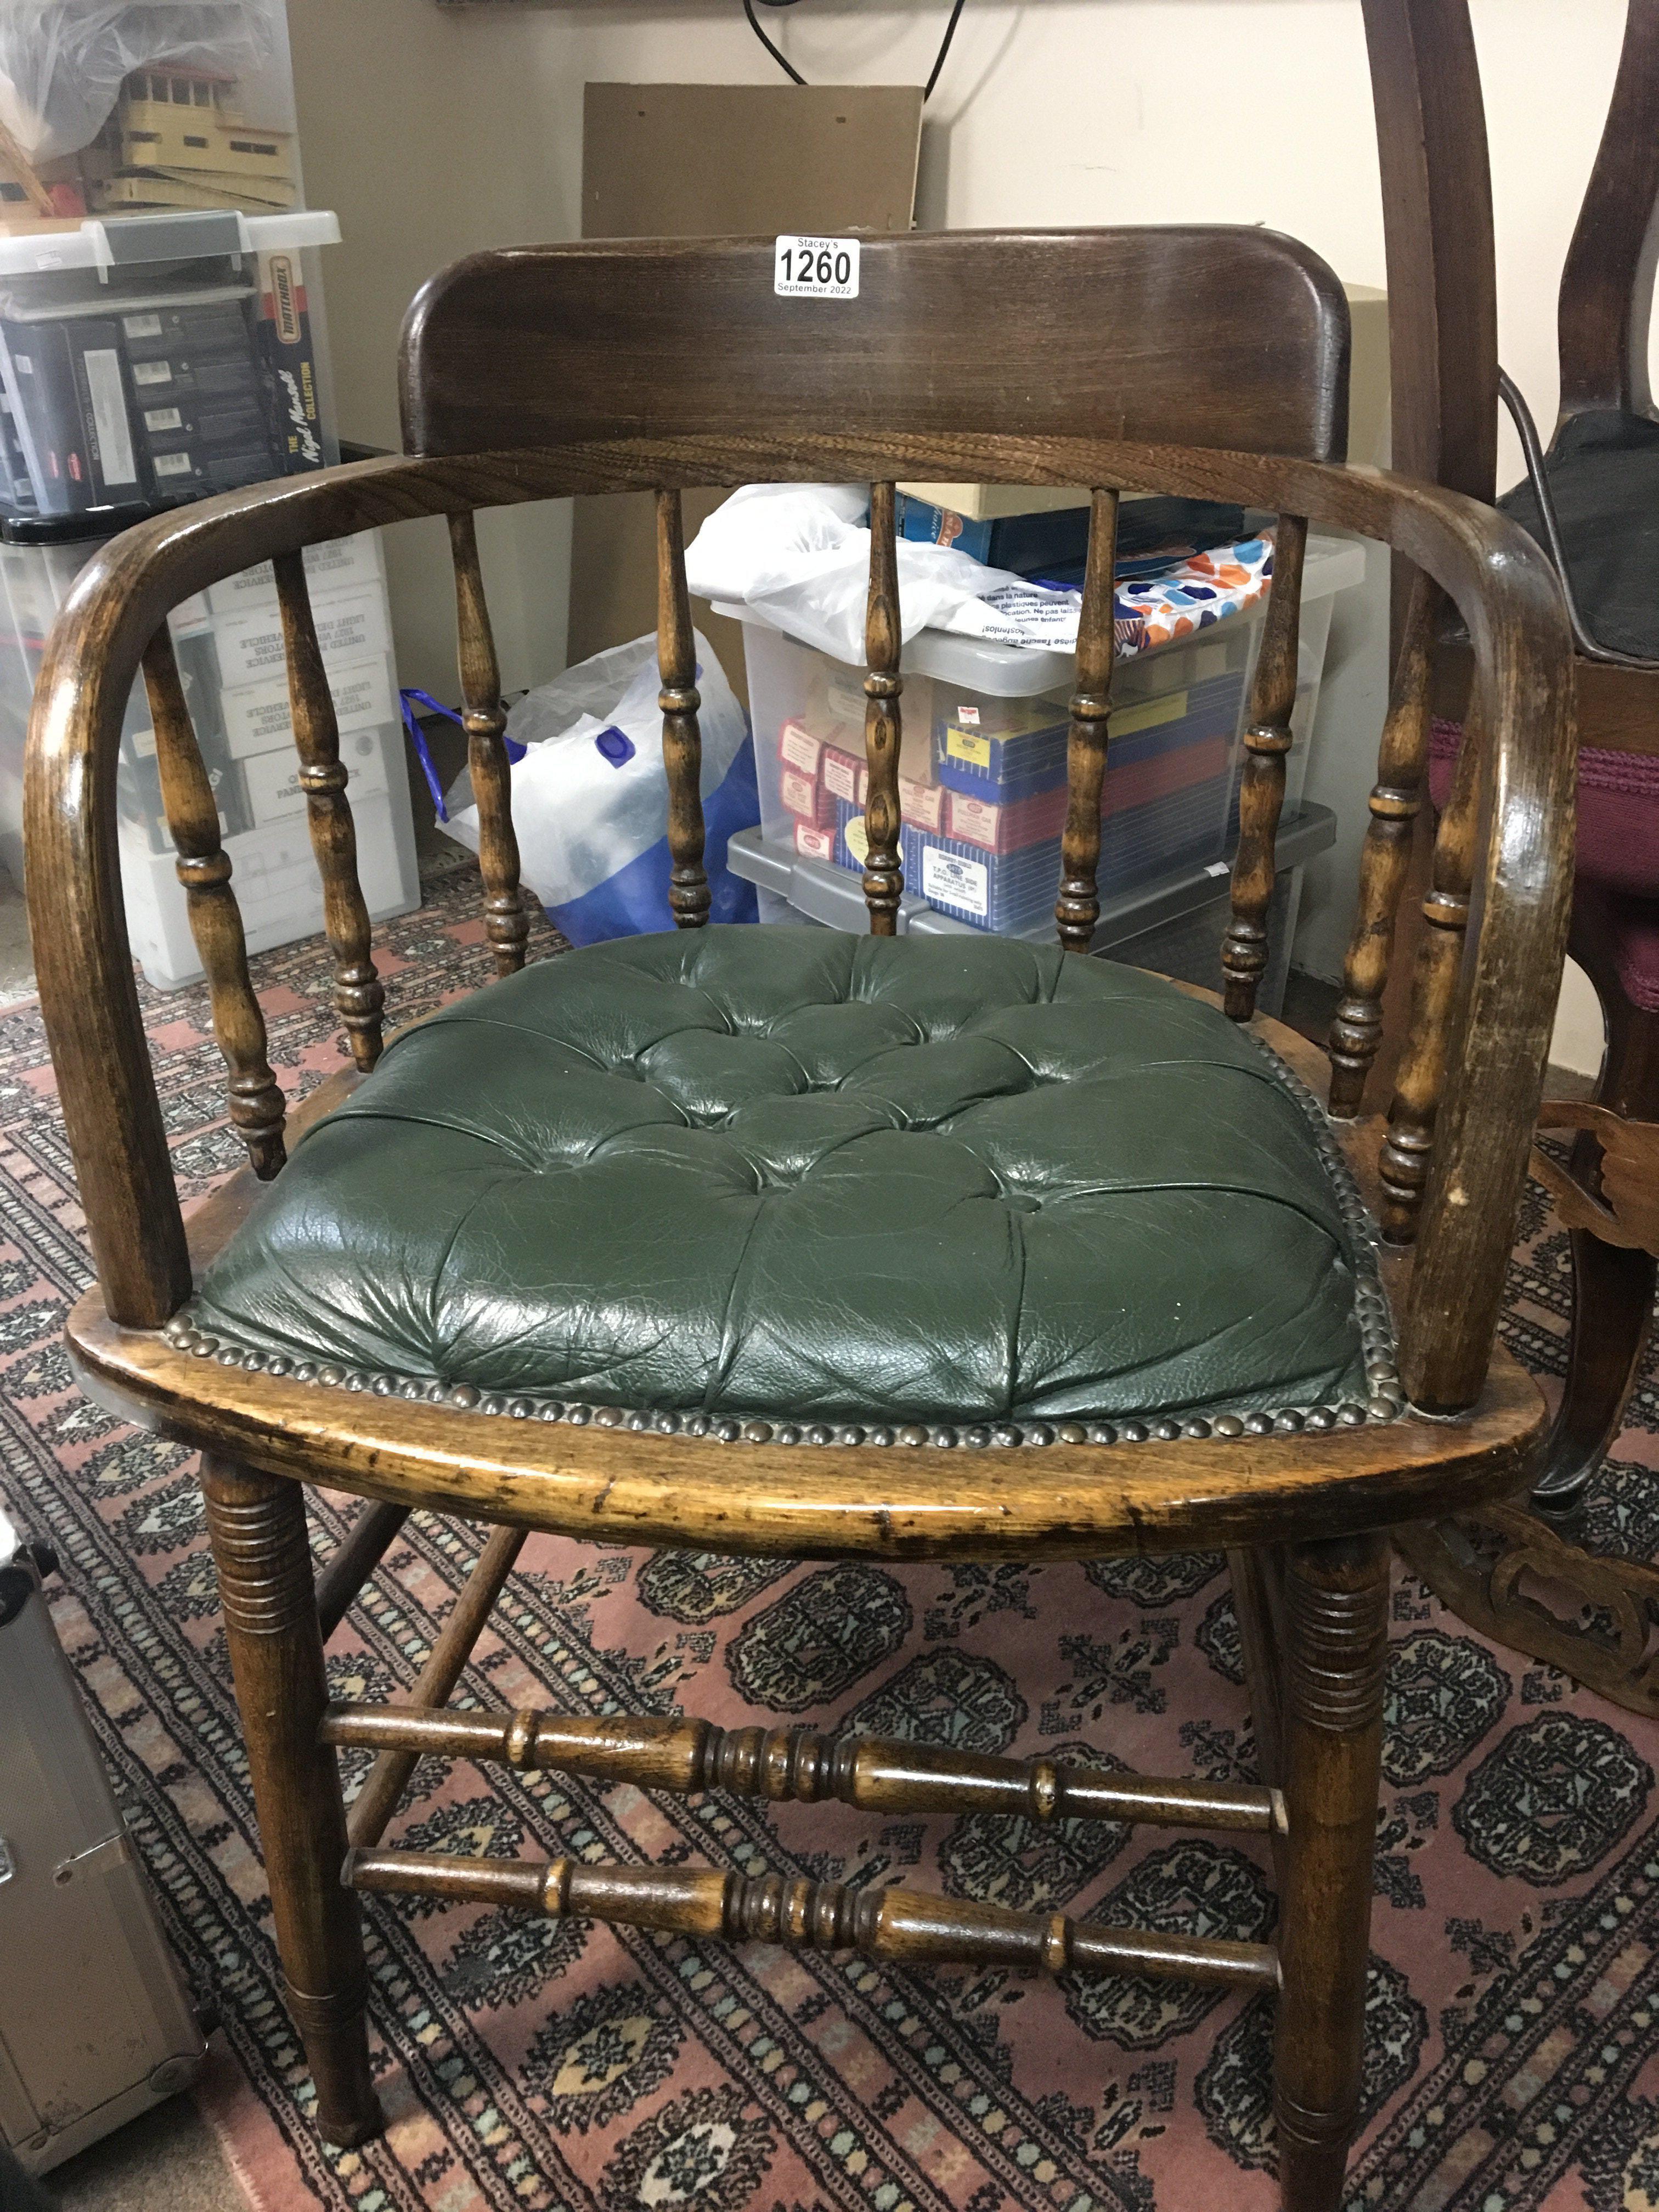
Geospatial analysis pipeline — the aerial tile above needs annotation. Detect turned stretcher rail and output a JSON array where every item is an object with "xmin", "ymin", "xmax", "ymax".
[
  {"xmin": 342, "ymin": 1846, "xmax": 1282, "ymax": 1989},
  {"xmin": 320, "ymin": 1702, "xmax": 1287, "ymax": 1835}
]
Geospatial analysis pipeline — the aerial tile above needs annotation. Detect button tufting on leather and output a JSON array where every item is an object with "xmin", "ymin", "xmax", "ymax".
[{"xmin": 184, "ymin": 927, "xmax": 1376, "ymax": 1425}]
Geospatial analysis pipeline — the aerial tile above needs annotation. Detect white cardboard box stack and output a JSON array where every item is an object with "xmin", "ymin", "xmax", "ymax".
[{"xmin": 0, "ymin": 525, "xmax": 417, "ymax": 989}]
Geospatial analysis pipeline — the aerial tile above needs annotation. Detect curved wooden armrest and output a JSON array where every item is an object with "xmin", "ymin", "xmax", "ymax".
[{"xmin": 25, "ymin": 439, "xmax": 1571, "ymax": 1423}]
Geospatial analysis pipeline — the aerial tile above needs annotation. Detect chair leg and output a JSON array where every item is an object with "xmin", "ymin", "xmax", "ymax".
[
  {"xmin": 200, "ymin": 1454, "xmax": 385, "ymax": 2148},
  {"xmin": 1272, "ymin": 1531, "xmax": 1390, "ymax": 2212},
  {"xmin": 1532, "ymin": 1225, "xmax": 1657, "ymax": 1514}
]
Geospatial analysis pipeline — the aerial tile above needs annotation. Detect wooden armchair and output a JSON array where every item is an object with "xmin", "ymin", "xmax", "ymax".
[
  {"xmin": 26, "ymin": 229, "xmax": 1571, "ymax": 2212},
  {"xmin": 1358, "ymin": 0, "xmax": 1659, "ymax": 1709}
]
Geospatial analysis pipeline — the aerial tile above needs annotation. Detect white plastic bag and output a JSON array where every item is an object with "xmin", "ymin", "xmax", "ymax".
[
  {"xmin": 684, "ymin": 482, "xmax": 1085, "ymax": 658},
  {"xmin": 442, "ymin": 631, "xmax": 759, "ymax": 945},
  {"xmin": 0, "ymin": 1, "xmax": 274, "ymax": 162}
]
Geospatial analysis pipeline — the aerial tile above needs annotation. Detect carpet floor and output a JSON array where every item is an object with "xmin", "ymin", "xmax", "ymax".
[{"xmin": 5, "ymin": 855, "xmax": 1659, "ymax": 2212}]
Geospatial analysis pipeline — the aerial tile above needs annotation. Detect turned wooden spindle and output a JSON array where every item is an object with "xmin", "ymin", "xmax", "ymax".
[
  {"xmin": 320, "ymin": 1702, "xmax": 1286, "ymax": 1835},
  {"xmin": 142, "ymin": 630, "xmax": 286, "ymax": 1177},
  {"xmin": 1055, "ymin": 487, "xmax": 1121, "ymax": 951},
  {"xmin": 1378, "ymin": 693, "xmax": 1485, "ymax": 1242},
  {"xmin": 345, "ymin": 1525, "xmax": 525, "ymax": 1851},
  {"xmin": 344, "ymin": 1847, "xmax": 1281, "ymax": 1990},
  {"xmin": 1326, "ymin": 573, "xmax": 1440, "ymax": 1115},
  {"xmin": 449, "ymin": 511, "xmax": 530, "ymax": 972},
  {"xmin": 273, "ymin": 552, "xmax": 385, "ymax": 1071},
  {"xmin": 654, "ymin": 489, "xmax": 711, "ymax": 928},
  {"xmin": 1222, "ymin": 515, "xmax": 1308, "ymax": 1020},
  {"xmin": 314, "ymin": 1500, "xmax": 409, "ymax": 1643},
  {"xmin": 861, "ymin": 480, "xmax": 905, "ymax": 933}
]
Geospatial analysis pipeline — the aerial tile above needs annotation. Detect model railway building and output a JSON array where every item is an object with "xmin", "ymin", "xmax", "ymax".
[{"xmin": 91, "ymin": 69, "xmax": 296, "ymax": 215}]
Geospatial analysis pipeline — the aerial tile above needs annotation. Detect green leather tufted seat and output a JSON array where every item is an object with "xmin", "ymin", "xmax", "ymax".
[{"xmin": 183, "ymin": 928, "xmax": 1378, "ymax": 1426}]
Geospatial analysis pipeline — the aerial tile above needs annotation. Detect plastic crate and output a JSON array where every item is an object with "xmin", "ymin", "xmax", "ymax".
[
  {"xmin": 727, "ymin": 803, "xmax": 1338, "ymax": 1022},
  {"xmin": 0, "ymin": 208, "xmax": 341, "ymax": 522},
  {"xmin": 0, "ymin": 521, "xmax": 417, "ymax": 989},
  {"xmin": 721, "ymin": 530, "xmax": 1361, "ymax": 936}
]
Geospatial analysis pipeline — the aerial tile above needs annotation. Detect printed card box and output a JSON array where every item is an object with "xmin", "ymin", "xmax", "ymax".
[
  {"xmin": 910, "ymin": 822, "xmax": 1065, "ymax": 932},
  {"xmin": 206, "ymin": 531, "xmax": 383, "ymax": 617},
  {"xmin": 897, "ymin": 774, "xmax": 944, "ymax": 833},
  {"xmin": 213, "ymin": 583, "xmax": 392, "ymax": 690},
  {"xmin": 777, "ymin": 719, "xmax": 822, "ymax": 779},
  {"xmin": 778, "ymin": 764, "xmax": 835, "ymax": 827},
  {"xmin": 241, "ymin": 727, "xmax": 391, "ymax": 825},
  {"xmin": 946, "ymin": 783, "xmax": 1068, "ymax": 854},
  {"xmin": 920, "ymin": 840, "xmax": 991, "ymax": 922},
  {"xmin": 794, "ymin": 820, "xmax": 835, "ymax": 863},
  {"xmin": 219, "ymin": 654, "xmax": 395, "ymax": 759},
  {"xmin": 934, "ymin": 714, "xmax": 1069, "ymax": 799},
  {"xmin": 820, "ymin": 744, "xmax": 861, "ymax": 804}
]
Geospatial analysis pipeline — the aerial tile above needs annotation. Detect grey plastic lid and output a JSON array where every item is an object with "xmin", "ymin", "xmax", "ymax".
[{"xmin": 0, "ymin": 208, "xmax": 340, "ymax": 278}]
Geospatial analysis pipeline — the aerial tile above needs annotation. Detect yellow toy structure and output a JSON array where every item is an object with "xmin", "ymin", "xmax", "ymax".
[{"xmin": 90, "ymin": 67, "xmax": 296, "ymax": 213}]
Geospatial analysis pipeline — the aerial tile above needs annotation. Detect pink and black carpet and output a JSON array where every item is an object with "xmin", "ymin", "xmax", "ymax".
[{"xmin": 4, "ymin": 854, "xmax": 1659, "ymax": 2212}]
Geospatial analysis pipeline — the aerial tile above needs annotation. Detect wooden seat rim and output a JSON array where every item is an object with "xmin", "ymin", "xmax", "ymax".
[
  {"xmin": 64, "ymin": 1292, "xmax": 1544, "ymax": 1561},
  {"xmin": 65, "ymin": 996, "xmax": 1543, "ymax": 1560}
]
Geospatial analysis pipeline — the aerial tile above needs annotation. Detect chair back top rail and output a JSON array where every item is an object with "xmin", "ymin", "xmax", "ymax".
[{"xmin": 399, "ymin": 229, "xmax": 1351, "ymax": 466}]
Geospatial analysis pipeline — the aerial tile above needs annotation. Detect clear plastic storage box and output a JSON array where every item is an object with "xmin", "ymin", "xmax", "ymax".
[
  {"xmin": 723, "ymin": 531, "xmax": 1362, "ymax": 936},
  {"xmin": 727, "ymin": 806, "xmax": 1338, "ymax": 1022},
  {"xmin": 0, "ymin": 523, "xmax": 417, "ymax": 990},
  {"xmin": 0, "ymin": 206, "xmax": 340, "ymax": 522}
]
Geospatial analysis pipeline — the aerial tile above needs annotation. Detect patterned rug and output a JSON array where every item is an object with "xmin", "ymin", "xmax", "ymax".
[{"xmin": 7, "ymin": 854, "xmax": 1659, "ymax": 2212}]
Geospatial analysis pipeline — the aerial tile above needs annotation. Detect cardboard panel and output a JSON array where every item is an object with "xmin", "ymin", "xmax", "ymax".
[
  {"xmin": 570, "ymin": 83, "xmax": 923, "ymax": 694},
  {"xmin": 582, "ymin": 83, "xmax": 922, "ymax": 240}
]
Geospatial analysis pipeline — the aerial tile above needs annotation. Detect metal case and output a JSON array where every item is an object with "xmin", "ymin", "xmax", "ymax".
[{"xmin": 0, "ymin": 1511, "xmax": 206, "ymax": 2173}]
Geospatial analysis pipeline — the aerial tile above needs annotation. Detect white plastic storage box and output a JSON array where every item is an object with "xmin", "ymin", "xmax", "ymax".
[
  {"xmin": 0, "ymin": 522, "xmax": 417, "ymax": 989},
  {"xmin": 0, "ymin": 208, "xmax": 341, "ymax": 522},
  {"xmin": 728, "ymin": 804, "xmax": 1338, "ymax": 1023},
  {"xmin": 721, "ymin": 531, "xmax": 1362, "ymax": 936}
]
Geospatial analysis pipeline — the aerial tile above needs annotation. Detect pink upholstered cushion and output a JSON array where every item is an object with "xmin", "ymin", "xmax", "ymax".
[
  {"xmin": 1430, "ymin": 719, "xmax": 1659, "ymax": 899},
  {"xmin": 1430, "ymin": 719, "xmax": 1659, "ymax": 1008}
]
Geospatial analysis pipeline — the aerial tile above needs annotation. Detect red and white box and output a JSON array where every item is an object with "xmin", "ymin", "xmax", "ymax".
[
  {"xmin": 898, "ymin": 774, "xmax": 945, "ymax": 833},
  {"xmin": 820, "ymin": 743, "xmax": 861, "ymax": 804},
  {"xmin": 778, "ymin": 720, "xmax": 823, "ymax": 779},
  {"xmin": 795, "ymin": 820, "xmax": 836, "ymax": 863},
  {"xmin": 946, "ymin": 782, "xmax": 1069, "ymax": 853},
  {"xmin": 779, "ymin": 765, "xmax": 836, "ymax": 828}
]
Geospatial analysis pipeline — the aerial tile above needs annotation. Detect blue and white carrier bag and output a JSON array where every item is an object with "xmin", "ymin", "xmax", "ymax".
[{"xmin": 443, "ymin": 630, "xmax": 758, "ymax": 943}]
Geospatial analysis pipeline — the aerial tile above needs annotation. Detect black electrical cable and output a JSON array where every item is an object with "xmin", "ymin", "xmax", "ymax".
[
  {"xmin": 923, "ymin": 0, "xmax": 967, "ymax": 99},
  {"xmin": 742, "ymin": 0, "xmax": 966, "ymax": 101},
  {"xmin": 743, "ymin": 0, "xmax": 806, "ymax": 86}
]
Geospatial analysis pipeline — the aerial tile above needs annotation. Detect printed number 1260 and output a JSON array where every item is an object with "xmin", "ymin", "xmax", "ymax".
[{"xmin": 774, "ymin": 235, "xmax": 861, "ymax": 299}]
